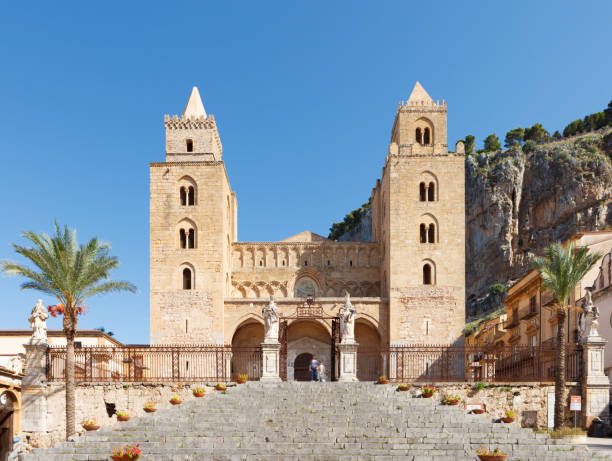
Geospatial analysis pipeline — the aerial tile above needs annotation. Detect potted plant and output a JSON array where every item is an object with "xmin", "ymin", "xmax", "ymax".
[
  {"xmin": 476, "ymin": 447, "xmax": 507, "ymax": 461},
  {"xmin": 377, "ymin": 375, "xmax": 389, "ymax": 385},
  {"xmin": 143, "ymin": 401, "xmax": 157, "ymax": 413},
  {"xmin": 472, "ymin": 407, "xmax": 486, "ymax": 414},
  {"xmin": 236, "ymin": 374, "xmax": 248, "ymax": 384},
  {"xmin": 169, "ymin": 396, "xmax": 182, "ymax": 405},
  {"xmin": 192, "ymin": 387, "xmax": 206, "ymax": 397},
  {"xmin": 111, "ymin": 443, "xmax": 142, "ymax": 461},
  {"xmin": 501, "ymin": 409, "xmax": 516, "ymax": 423},
  {"xmin": 81, "ymin": 418, "xmax": 100, "ymax": 431},
  {"xmin": 397, "ymin": 383, "xmax": 411, "ymax": 392},
  {"xmin": 116, "ymin": 411, "xmax": 130, "ymax": 422},
  {"xmin": 443, "ymin": 395, "xmax": 461, "ymax": 405},
  {"xmin": 215, "ymin": 383, "xmax": 227, "ymax": 391},
  {"xmin": 421, "ymin": 385, "xmax": 437, "ymax": 398}
]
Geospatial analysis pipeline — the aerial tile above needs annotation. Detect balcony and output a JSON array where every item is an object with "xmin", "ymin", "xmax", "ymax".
[
  {"xmin": 504, "ymin": 318, "xmax": 520, "ymax": 330},
  {"xmin": 521, "ymin": 307, "xmax": 538, "ymax": 320}
]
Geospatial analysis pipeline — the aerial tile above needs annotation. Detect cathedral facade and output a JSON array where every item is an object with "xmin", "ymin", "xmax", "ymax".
[{"xmin": 149, "ymin": 83, "xmax": 465, "ymax": 378}]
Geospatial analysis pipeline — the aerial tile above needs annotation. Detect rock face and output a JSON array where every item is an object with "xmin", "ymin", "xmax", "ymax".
[{"xmin": 466, "ymin": 130, "xmax": 612, "ymax": 315}]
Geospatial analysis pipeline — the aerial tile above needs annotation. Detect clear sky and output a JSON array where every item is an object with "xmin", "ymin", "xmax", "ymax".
[{"xmin": 0, "ymin": 1, "xmax": 610, "ymax": 344}]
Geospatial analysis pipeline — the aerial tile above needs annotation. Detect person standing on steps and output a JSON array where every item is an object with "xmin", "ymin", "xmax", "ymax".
[
  {"xmin": 318, "ymin": 360, "xmax": 326, "ymax": 382},
  {"xmin": 309, "ymin": 355, "xmax": 319, "ymax": 381}
]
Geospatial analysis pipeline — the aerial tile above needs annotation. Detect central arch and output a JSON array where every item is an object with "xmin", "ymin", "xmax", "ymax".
[{"xmin": 287, "ymin": 319, "xmax": 331, "ymax": 381}]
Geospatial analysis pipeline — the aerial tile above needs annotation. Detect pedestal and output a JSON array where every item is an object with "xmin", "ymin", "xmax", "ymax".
[
  {"xmin": 21, "ymin": 341, "xmax": 48, "ymax": 432},
  {"xmin": 581, "ymin": 335, "xmax": 610, "ymax": 428},
  {"xmin": 260, "ymin": 342, "xmax": 282, "ymax": 382},
  {"xmin": 338, "ymin": 341, "xmax": 359, "ymax": 382}
]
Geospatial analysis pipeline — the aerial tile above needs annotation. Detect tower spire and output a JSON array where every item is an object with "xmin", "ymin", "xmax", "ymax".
[
  {"xmin": 182, "ymin": 86, "xmax": 207, "ymax": 118},
  {"xmin": 407, "ymin": 81, "xmax": 433, "ymax": 104}
]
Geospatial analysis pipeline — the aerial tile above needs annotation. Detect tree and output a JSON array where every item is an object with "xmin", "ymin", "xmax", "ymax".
[
  {"xmin": 95, "ymin": 326, "xmax": 115, "ymax": 337},
  {"xmin": 563, "ymin": 119, "xmax": 585, "ymax": 137},
  {"xmin": 524, "ymin": 123, "xmax": 550, "ymax": 144},
  {"xmin": 532, "ymin": 242, "xmax": 601, "ymax": 429},
  {"xmin": 604, "ymin": 99, "xmax": 612, "ymax": 124},
  {"xmin": 583, "ymin": 112, "xmax": 608, "ymax": 131},
  {"xmin": 0, "ymin": 223, "xmax": 136, "ymax": 439},
  {"xmin": 483, "ymin": 134, "xmax": 501, "ymax": 152},
  {"xmin": 552, "ymin": 130, "xmax": 563, "ymax": 140},
  {"xmin": 504, "ymin": 127, "xmax": 524, "ymax": 148},
  {"xmin": 463, "ymin": 135, "xmax": 475, "ymax": 155}
]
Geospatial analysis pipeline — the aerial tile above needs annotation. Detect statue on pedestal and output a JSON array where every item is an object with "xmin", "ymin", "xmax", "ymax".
[
  {"xmin": 28, "ymin": 299, "xmax": 49, "ymax": 343},
  {"xmin": 579, "ymin": 287, "xmax": 600, "ymax": 342},
  {"xmin": 339, "ymin": 291, "xmax": 357, "ymax": 343},
  {"xmin": 262, "ymin": 295, "xmax": 280, "ymax": 343}
]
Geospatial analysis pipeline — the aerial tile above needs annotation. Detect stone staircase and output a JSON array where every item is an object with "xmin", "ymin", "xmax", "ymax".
[{"xmin": 21, "ymin": 382, "xmax": 611, "ymax": 461}]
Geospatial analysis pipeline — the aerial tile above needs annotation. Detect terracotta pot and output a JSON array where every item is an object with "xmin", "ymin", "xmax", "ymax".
[
  {"xmin": 397, "ymin": 387, "xmax": 410, "ymax": 392},
  {"xmin": 446, "ymin": 400, "xmax": 460, "ymax": 406},
  {"xmin": 143, "ymin": 407, "xmax": 157, "ymax": 413},
  {"xmin": 501, "ymin": 417, "xmax": 515, "ymax": 423},
  {"xmin": 472, "ymin": 409, "xmax": 485, "ymax": 414},
  {"xmin": 422, "ymin": 393, "xmax": 434, "ymax": 398},
  {"xmin": 477, "ymin": 455, "xmax": 507, "ymax": 461},
  {"xmin": 236, "ymin": 379, "xmax": 247, "ymax": 384},
  {"xmin": 117, "ymin": 415, "xmax": 130, "ymax": 422},
  {"xmin": 215, "ymin": 386, "xmax": 227, "ymax": 391},
  {"xmin": 378, "ymin": 380, "xmax": 389, "ymax": 385},
  {"xmin": 111, "ymin": 456, "xmax": 140, "ymax": 461},
  {"xmin": 82, "ymin": 424, "xmax": 99, "ymax": 431},
  {"xmin": 193, "ymin": 392, "xmax": 205, "ymax": 398},
  {"xmin": 170, "ymin": 399, "xmax": 182, "ymax": 405}
]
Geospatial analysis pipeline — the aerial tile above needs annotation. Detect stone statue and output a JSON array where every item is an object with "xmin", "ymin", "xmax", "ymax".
[
  {"xmin": 579, "ymin": 287, "xmax": 600, "ymax": 342},
  {"xmin": 339, "ymin": 290, "xmax": 357, "ymax": 343},
  {"xmin": 8, "ymin": 355, "xmax": 24, "ymax": 374},
  {"xmin": 28, "ymin": 300, "xmax": 49, "ymax": 343},
  {"xmin": 262, "ymin": 295, "xmax": 280, "ymax": 343}
]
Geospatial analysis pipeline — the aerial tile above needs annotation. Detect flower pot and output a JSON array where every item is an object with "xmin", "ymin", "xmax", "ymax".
[
  {"xmin": 82, "ymin": 424, "xmax": 99, "ymax": 431},
  {"xmin": 446, "ymin": 400, "xmax": 460, "ymax": 406},
  {"xmin": 170, "ymin": 399, "xmax": 182, "ymax": 405},
  {"xmin": 477, "ymin": 455, "xmax": 507, "ymax": 461},
  {"xmin": 111, "ymin": 456, "xmax": 140, "ymax": 461},
  {"xmin": 397, "ymin": 387, "xmax": 410, "ymax": 392},
  {"xmin": 472, "ymin": 409, "xmax": 485, "ymax": 414},
  {"xmin": 143, "ymin": 408, "xmax": 157, "ymax": 413},
  {"xmin": 193, "ymin": 392, "xmax": 205, "ymax": 398},
  {"xmin": 500, "ymin": 417, "xmax": 515, "ymax": 423},
  {"xmin": 377, "ymin": 380, "xmax": 389, "ymax": 385},
  {"xmin": 236, "ymin": 379, "xmax": 247, "ymax": 384},
  {"xmin": 422, "ymin": 393, "xmax": 434, "ymax": 398},
  {"xmin": 215, "ymin": 386, "xmax": 227, "ymax": 391},
  {"xmin": 117, "ymin": 415, "xmax": 130, "ymax": 422}
]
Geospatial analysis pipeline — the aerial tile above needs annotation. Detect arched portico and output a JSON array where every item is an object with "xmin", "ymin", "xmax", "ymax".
[{"xmin": 287, "ymin": 319, "xmax": 331, "ymax": 381}]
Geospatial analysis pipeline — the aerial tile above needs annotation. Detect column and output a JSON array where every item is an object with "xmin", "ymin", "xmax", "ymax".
[
  {"xmin": 21, "ymin": 339, "xmax": 48, "ymax": 432},
  {"xmin": 338, "ymin": 342, "xmax": 359, "ymax": 382},
  {"xmin": 581, "ymin": 335, "xmax": 610, "ymax": 428},
  {"xmin": 260, "ymin": 342, "xmax": 282, "ymax": 382}
]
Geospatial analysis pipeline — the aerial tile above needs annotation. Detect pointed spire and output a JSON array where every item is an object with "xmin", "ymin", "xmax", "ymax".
[
  {"xmin": 182, "ymin": 86, "xmax": 207, "ymax": 118},
  {"xmin": 407, "ymin": 81, "xmax": 433, "ymax": 104}
]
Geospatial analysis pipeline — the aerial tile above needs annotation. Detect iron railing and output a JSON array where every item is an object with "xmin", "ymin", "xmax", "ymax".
[
  {"xmin": 357, "ymin": 345, "xmax": 583, "ymax": 383},
  {"xmin": 47, "ymin": 345, "xmax": 262, "ymax": 383}
]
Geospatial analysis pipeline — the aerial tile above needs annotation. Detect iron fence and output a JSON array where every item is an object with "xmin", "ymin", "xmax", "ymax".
[
  {"xmin": 358, "ymin": 345, "xmax": 583, "ymax": 383},
  {"xmin": 47, "ymin": 345, "xmax": 262, "ymax": 383}
]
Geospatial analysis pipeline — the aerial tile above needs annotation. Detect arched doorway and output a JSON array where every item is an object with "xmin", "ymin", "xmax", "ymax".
[
  {"xmin": 355, "ymin": 319, "xmax": 382, "ymax": 381},
  {"xmin": 287, "ymin": 320, "xmax": 330, "ymax": 381},
  {"xmin": 294, "ymin": 352, "xmax": 313, "ymax": 381},
  {"xmin": 0, "ymin": 390, "xmax": 18, "ymax": 461},
  {"xmin": 231, "ymin": 320, "xmax": 264, "ymax": 380}
]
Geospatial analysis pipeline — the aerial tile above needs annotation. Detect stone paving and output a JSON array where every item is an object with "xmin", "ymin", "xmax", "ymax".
[{"xmin": 20, "ymin": 382, "xmax": 612, "ymax": 460}]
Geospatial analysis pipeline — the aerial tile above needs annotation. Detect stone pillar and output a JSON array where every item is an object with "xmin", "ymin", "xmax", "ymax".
[
  {"xmin": 581, "ymin": 336, "xmax": 610, "ymax": 428},
  {"xmin": 338, "ymin": 342, "xmax": 359, "ymax": 382},
  {"xmin": 260, "ymin": 342, "xmax": 281, "ymax": 382},
  {"xmin": 21, "ymin": 340, "xmax": 48, "ymax": 432}
]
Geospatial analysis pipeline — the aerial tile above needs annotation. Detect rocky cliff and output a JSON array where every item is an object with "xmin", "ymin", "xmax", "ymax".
[{"xmin": 466, "ymin": 129, "xmax": 612, "ymax": 316}]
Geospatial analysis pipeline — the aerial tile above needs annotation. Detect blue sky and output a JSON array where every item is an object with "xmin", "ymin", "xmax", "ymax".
[{"xmin": 0, "ymin": 1, "xmax": 610, "ymax": 344}]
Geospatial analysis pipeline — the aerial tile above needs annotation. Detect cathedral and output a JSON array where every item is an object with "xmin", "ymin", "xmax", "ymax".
[{"xmin": 149, "ymin": 82, "xmax": 466, "ymax": 379}]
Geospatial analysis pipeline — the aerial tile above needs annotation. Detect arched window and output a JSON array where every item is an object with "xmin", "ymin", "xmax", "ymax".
[
  {"xmin": 282, "ymin": 260, "xmax": 286, "ymax": 266},
  {"xmin": 180, "ymin": 187, "xmax": 187, "ymax": 206},
  {"xmin": 179, "ymin": 229, "xmax": 187, "ymax": 249},
  {"xmin": 295, "ymin": 278, "xmax": 316, "ymax": 298},
  {"xmin": 187, "ymin": 229, "xmax": 195, "ymax": 248},
  {"xmin": 415, "ymin": 128, "xmax": 422, "ymax": 145},
  {"xmin": 420, "ymin": 224, "xmax": 427, "ymax": 243},
  {"xmin": 183, "ymin": 268, "xmax": 192, "ymax": 290},
  {"xmin": 187, "ymin": 186, "xmax": 195, "ymax": 206},
  {"xmin": 428, "ymin": 224, "xmax": 435, "ymax": 243},
  {"xmin": 186, "ymin": 139, "xmax": 193, "ymax": 152},
  {"xmin": 428, "ymin": 182, "xmax": 435, "ymax": 201},
  {"xmin": 423, "ymin": 264, "xmax": 432, "ymax": 285},
  {"xmin": 424, "ymin": 127, "xmax": 431, "ymax": 145},
  {"xmin": 259, "ymin": 260, "xmax": 263, "ymax": 266},
  {"xmin": 419, "ymin": 182, "xmax": 427, "ymax": 202}
]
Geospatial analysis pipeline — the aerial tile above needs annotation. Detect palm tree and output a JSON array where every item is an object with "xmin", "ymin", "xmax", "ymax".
[
  {"xmin": 1, "ymin": 222, "xmax": 136, "ymax": 439},
  {"xmin": 532, "ymin": 241, "xmax": 601, "ymax": 429}
]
